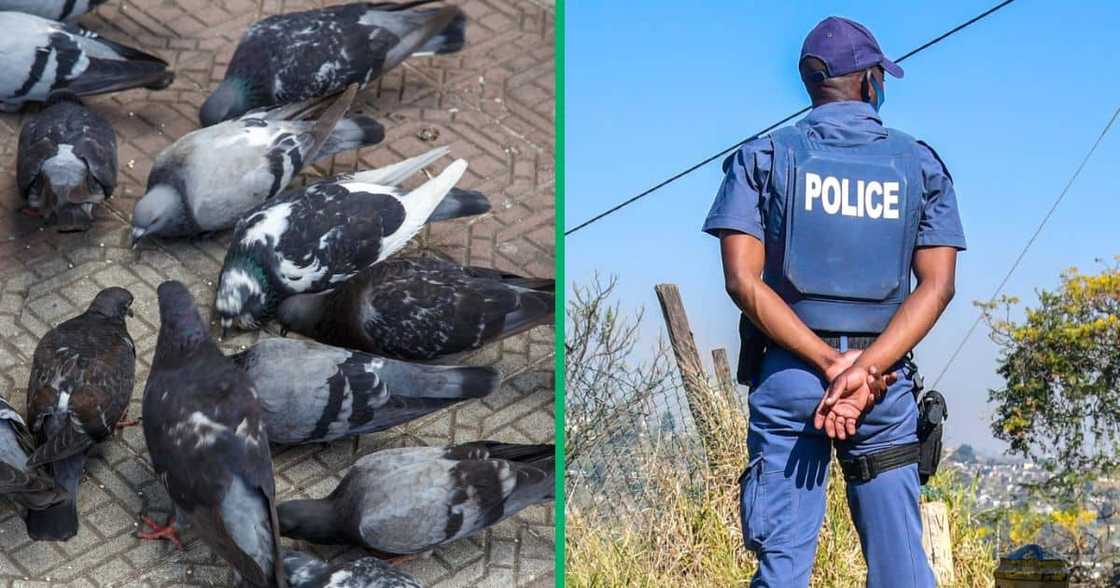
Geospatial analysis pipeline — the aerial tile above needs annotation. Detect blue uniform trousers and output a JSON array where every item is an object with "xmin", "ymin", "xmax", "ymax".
[{"xmin": 739, "ymin": 346, "xmax": 936, "ymax": 587}]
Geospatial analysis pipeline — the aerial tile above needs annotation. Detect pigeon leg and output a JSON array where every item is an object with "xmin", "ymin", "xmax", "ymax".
[
  {"xmin": 365, "ymin": 546, "xmax": 418, "ymax": 566},
  {"xmin": 137, "ymin": 515, "xmax": 184, "ymax": 550},
  {"xmin": 381, "ymin": 553, "xmax": 419, "ymax": 566},
  {"xmin": 116, "ymin": 409, "xmax": 140, "ymax": 429}
]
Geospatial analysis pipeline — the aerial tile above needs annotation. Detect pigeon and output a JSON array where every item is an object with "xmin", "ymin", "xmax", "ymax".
[
  {"xmin": 229, "ymin": 338, "xmax": 500, "ymax": 445},
  {"xmin": 0, "ymin": 0, "xmax": 109, "ymax": 21},
  {"xmin": 277, "ymin": 442, "xmax": 554, "ymax": 554},
  {"xmin": 200, "ymin": 1, "xmax": 466, "ymax": 126},
  {"xmin": 130, "ymin": 85, "xmax": 384, "ymax": 246},
  {"xmin": 0, "ymin": 12, "xmax": 174, "ymax": 111},
  {"xmin": 284, "ymin": 552, "xmax": 422, "ymax": 588},
  {"xmin": 17, "ymin": 93, "xmax": 117, "ymax": 231},
  {"xmin": 276, "ymin": 257, "xmax": 555, "ymax": 361},
  {"xmin": 215, "ymin": 148, "xmax": 484, "ymax": 331},
  {"xmin": 0, "ymin": 395, "xmax": 67, "ymax": 513},
  {"xmin": 141, "ymin": 281, "xmax": 286, "ymax": 587},
  {"xmin": 24, "ymin": 287, "xmax": 135, "ymax": 541}
]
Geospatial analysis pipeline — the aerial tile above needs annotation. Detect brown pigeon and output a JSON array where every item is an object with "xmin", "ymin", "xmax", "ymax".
[{"xmin": 25, "ymin": 287, "xmax": 135, "ymax": 541}]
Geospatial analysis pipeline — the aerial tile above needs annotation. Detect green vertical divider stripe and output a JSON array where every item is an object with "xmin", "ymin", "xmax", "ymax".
[{"xmin": 554, "ymin": 1, "xmax": 566, "ymax": 586}]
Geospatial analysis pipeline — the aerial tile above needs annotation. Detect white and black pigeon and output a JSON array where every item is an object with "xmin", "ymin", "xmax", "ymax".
[
  {"xmin": 141, "ymin": 281, "xmax": 286, "ymax": 587},
  {"xmin": 130, "ymin": 85, "xmax": 384, "ymax": 246},
  {"xmin": 199, "ymin": 0, "xmax": 465, "ymax": 126},
  {"xmin": 276, "ymin": 257, "xmax": 555, "ymax": 361},
  {"xmin": 283, "ymin": 552, "xmax": 422, "ymax": 588},
  {"xmin": 0, "ymin": 11, "xmax": 173, "ymax": 111},
  {"xmin": 0, "ymin": 395, "xmax": 67, "ymax": 514},
  {"xmin": 0, "ymin": 0, "xmax": 109, "ymax": 21},
  {"xmin": 17, "ymin": 93, "xmax": 117, "ymax": 231},
  {"xmin": 215, "ymin": 148, "xmax": 483, "ymax": 332},
  {"xmin": 24, "ymin": 287, "xmax": 135, "ymax": 541},
  {"xmin": 229, "ymin": 338, "xmax": 500, "ymax": 445},
  {"xmin": 277, "ymin": 442, "xmax": 554, "ymax": 555}
]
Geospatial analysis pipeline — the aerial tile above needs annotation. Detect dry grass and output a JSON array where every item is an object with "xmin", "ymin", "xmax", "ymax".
[{"xmin": 565, "ymin": 380, "xmax": 999, "ymax": 587}]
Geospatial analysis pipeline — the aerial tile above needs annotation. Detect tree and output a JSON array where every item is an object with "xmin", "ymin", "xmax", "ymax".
[
  {"xmin": 982, "ymin": 262, "xmax": 1120, "ymax": 491},
  {"xmin": 564, "ymin": 275, "xmax": 676, "ymax": 484}
]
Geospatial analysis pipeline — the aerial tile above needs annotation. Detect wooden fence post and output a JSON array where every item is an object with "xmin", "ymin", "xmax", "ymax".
[
  {"xmin": 654, "ymin": 283, "xmax": 715, "ymax": 445},
  {"xmin": 711, "ymin": 348, "xmax": 735, "ymax": 400},
  {"xmin": 921, "ymin": 501, "xmax": 956, "ymax": 586}
]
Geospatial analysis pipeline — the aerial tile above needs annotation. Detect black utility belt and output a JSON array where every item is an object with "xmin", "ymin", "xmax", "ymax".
[
  {"xmin": 838, "ymin": 442, "xmax": 920, "ymax": 483},
  {"xmin": 815, "ymin": 332, "xmax": 878, "ymax": 350}
]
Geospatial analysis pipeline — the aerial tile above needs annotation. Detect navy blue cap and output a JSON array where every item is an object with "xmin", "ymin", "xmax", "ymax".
[{"xmin": 801, "ymin": 17, "xmax": 904, "ymax": 80}]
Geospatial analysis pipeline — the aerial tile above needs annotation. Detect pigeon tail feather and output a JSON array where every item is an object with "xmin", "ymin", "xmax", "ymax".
[
  {"xmin": 377, "ymin": 158, "xmax": 467, "ymax": 261},
  {"xmin": 383, "ymin": 6, "xmax": 463, "ymax": 70},
  {"xmin": 64, "ymin": 57, "xmax": 175, "ymax": 96},
  {"xmin": 412, "ymin": 8, "xmax": 467, "ymax": 55},
  {"xmin": 316, "ymin": 115, "xmax": 385, "ymax": 161},
  {"xmin": 428, "ymin": 365, "xmax": 501, "ymax": 400},
  {"xmin": 348, "ymin": 146, "xmax": 449, "ymax": 186},
  {"xmin": 496, "ymin": 288, "xmax": 555, "ymax": 341},
  {"xmin": 0, "ymin": 462, "xmax": 67, "ymax": 511},
  {"xmin": 24, "ymin": 452, "xmax": 84, "ymax": 541},
  {"xmin": 428, "ymin": 188, "xmax": 490, "ymax": 222},
  {"xmin": 27, "ymin": 412, "xmax": 93, "ymax": 469},
  {"xmin": 297, "ymin": 85, "xmax": 358, "ymax": 167}
]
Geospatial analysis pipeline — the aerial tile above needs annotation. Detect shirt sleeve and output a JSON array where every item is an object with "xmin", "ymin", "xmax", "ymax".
[
  {"xmin": 915, "ymin": 140, "xmax": 967, "ymax": 250},
  {"xmin": 701, "ymin": 138, "xmax": 774, "ymax": 240}
]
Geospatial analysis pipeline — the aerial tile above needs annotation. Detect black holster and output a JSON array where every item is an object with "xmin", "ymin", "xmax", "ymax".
[
  {"xmin": 837, "ymin": 358, "xmax": 948, "ymax": 486},
  {"xmin": 915, "ymin": 388, "xmax": 948, "ymax": 485},
  {"xmin": 736, "ymin": 314, "xmax": 767, "ymax": 386}
]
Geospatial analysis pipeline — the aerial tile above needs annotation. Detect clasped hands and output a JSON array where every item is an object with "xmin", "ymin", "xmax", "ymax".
[{"xmin": 814, "ymin": 350, "xmax": 896, "ymax": 440}]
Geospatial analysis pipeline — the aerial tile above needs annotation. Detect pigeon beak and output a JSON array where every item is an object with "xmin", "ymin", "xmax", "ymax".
[{"xmin": 129, "ymin": 228, "xmax": 146, "ymax": 249}]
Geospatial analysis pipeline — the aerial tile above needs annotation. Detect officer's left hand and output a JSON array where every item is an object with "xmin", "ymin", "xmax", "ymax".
[
  {"xmin": 815, "ymin": 364, "xmax": 896, "ymax": 437},
  {"xmin": 820, "ymin": 390, "xmax": 872, "ymax": 439}
]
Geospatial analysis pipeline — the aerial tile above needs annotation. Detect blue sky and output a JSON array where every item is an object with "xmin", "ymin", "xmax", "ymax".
[{"xmin": 564, "ymin": 1, "xmax": 1120, "ymax": 453}]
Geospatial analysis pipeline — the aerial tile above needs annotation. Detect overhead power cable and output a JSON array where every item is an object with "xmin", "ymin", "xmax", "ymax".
[
  {"xmin": 930, "ymin": 103, "xmax": 1120, "ymax": 388},
  {"xmin": 564, "ymin": 0, "xmax": 1019, "ymax": 236}
]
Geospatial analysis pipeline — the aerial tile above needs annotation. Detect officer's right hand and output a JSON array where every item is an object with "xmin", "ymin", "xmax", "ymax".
[{"xmin": 824, "ymin": 350, "xmax": 863, "ymax": 383}]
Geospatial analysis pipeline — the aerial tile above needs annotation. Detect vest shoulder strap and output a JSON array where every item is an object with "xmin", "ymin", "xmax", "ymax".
[{"xmin": 767, "ymin": 125, "xmax": 806, "ymax": 152}]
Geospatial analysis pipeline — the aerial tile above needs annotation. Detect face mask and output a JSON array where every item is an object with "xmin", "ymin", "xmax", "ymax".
[{"xmin": 867, "ymin": 74, "xmax": 885, "ymax": 111}]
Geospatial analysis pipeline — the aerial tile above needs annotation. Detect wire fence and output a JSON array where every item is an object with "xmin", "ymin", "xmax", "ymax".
[{"xmin": 562, "ymin": 276, "xmax": 747, "ymax": 524}]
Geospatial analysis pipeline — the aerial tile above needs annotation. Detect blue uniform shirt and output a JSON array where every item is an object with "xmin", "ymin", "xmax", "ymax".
[{"xmin": 702, "ymin": 101, "xmax": 967, "ymax": 251}]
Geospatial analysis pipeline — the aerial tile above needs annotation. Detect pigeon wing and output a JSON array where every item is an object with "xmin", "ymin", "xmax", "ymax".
[{"xmin": 0, "ymin": 461, "xmax": 67, "ymax": 510}]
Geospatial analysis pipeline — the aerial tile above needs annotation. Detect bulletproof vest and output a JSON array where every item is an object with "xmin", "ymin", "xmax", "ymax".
[{"xmin": 762, "ymin": 125, "xmax": 923, "ymax": 333}]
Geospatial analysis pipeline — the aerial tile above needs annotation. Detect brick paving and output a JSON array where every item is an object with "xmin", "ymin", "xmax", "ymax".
[{"xmin": 0, "ymin": 1, "xmax": 555, "ymax": 586}]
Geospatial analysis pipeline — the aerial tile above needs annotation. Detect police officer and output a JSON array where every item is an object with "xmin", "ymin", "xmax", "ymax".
[{"xmin": 702, "ymin": 17, "xmax": 966, "ymax": 587}]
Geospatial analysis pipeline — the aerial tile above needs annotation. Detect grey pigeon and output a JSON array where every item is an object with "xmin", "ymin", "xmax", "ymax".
[
  {"xmin": 141, "ymin": 281, "xmax": 286, "ymax": 587},
  {"xmin": 200, "ymin": 1, "xmax": 465, "ymax": 126},
  {"xmin": 0, "ymin": 12, "xmax": 173, "ymax": 111},
  {"xmin": 130, "ymin": 85, "xmax": 384, "ymax": 246},
  {"xmin": 24, "ymin": 287, "xmax": 135, "ymax": 541},
  {"xmin": 0, "ymin": 395, "xmax": 66, "ymax": 513},
  {"xmin": 284, "ymin": 552, "xmax": 422, "ymax": 588},
  {"xmin": 277, "ymin": 257, "xmax": 555, "ymax": 361},
  {"xmin": 277, "ymin": 442, "xmax": 554, "ymax": 554},
  {"xmin": 229, "ymin": 338, "xmax": 500, "ymax": 445},
  {"xmin": 0, "ymin": 0, "xmax": 109, "ymax": 21},
  {"xmin": 215, "ymin": 148, "xmax": 480, "ymax": 332},
  {"xmin": 17, "ymin": 94, "xmax": 117, "ymax": 231}
]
